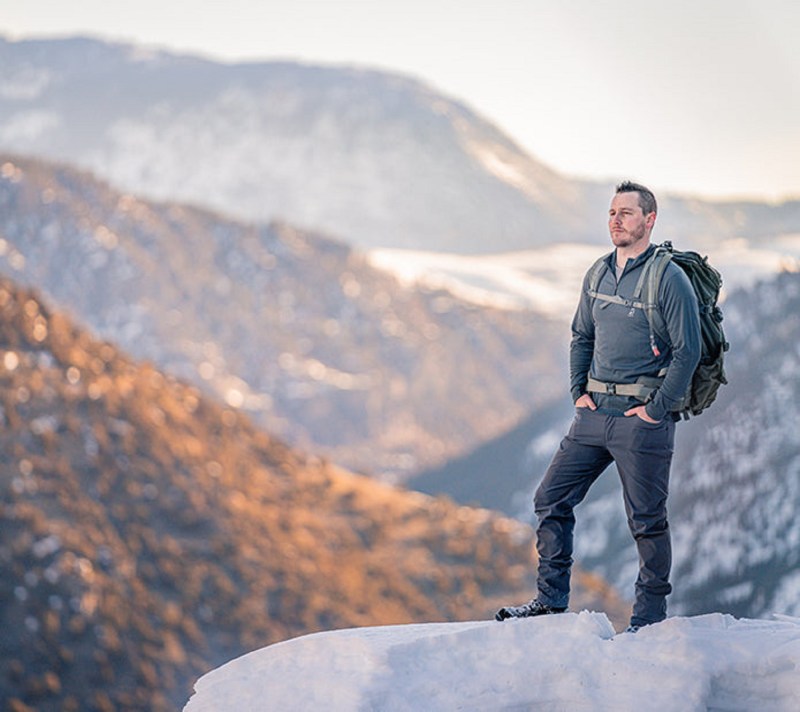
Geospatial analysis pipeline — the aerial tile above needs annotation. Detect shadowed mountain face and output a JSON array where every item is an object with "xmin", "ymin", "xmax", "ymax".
[
  {"xmin": 0, "ymin": 277, "xmax": 626, "ymax": 711},
  {"xmin": 0, "ymin": 154, "xmax": 566, "ymax": 479}
]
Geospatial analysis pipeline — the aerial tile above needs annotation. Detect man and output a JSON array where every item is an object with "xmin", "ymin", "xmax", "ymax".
[{"xmin": 496, "ymin": 181, "xmax": 701, "ymax": 631}]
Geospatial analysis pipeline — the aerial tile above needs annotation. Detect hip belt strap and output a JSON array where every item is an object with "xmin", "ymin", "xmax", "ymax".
[{"xmin": 586, "ymin": 377, "xmax": 654, "ymax": 400}]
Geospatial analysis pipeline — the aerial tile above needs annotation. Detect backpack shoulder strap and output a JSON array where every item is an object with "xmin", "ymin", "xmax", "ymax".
[
  {"xmin": 587, "ymin": 251, "xmax": 653, "ymax": 311},
  {"xmin": 641, "ymin": 245, "xmax": 674, "ymax": 346},
  {"xmin": 586, "ymin": 252, "xmax": 643, "ymax": 309},
  {"xmin": 586, "ymin": 253, "xmax": 612, "ymax": 296}
]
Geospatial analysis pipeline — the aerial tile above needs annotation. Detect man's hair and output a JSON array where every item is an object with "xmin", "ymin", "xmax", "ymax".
[{"xmin": 616, "ymin": 180, "xmax": 657, "ymax": 216}]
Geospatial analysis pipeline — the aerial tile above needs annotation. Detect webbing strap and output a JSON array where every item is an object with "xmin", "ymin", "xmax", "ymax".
[
  {"xmin": 586, "ymin": 378, "xmax": 654, "ymax": 399},
  {"xmin": 586, "ymin": 247, "xmax": 674, "ymax": 348},
  {"xmin": 587, "ymin": 254, "xmax": 611, "ymax": 294},
  {"xmin": 631, "ymin": 255, "xmax": 652, "ymax": 299},
  {"xmin": 585, "ymin": 291, "xmax": 647, "ymax": 310},
  {"xmin": 641, "ymin": 249, "xmax": 674, "ymax": 343},
  {"xmin": 586, "ymin": 250, "xmax": 656, "ymax": 313}
]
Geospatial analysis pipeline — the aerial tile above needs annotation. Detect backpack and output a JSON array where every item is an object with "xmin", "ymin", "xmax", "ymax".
[{"xmin": 586, "ymin": 241, "xmax": 729, "ymax": 418}]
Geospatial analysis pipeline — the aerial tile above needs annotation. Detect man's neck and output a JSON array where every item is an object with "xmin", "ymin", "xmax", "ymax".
[{"xmin": 616, "ymin": 240, "xmax": 651, "ymax": 268}]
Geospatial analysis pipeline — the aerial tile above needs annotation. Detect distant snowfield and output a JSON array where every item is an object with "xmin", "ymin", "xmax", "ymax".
[
  {"xmin": 184, "ymin": 611, "xmax": 800, "ymax": 711},
  {"xmin": 368, "ymin": 237, "xmax": 800, "ymax": 318},
  {"xmin": 368, "ymin": 243, "xmax": 600, "ymax": 316}
]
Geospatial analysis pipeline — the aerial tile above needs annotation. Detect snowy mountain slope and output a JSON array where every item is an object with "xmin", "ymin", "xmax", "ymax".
[
  {"xmin": 3, "ymin": 35, "xmax": 800, "ymax": 258},
  {"xmin": 667, "ymin": 272, "xmax": 800, "ymax": 618},
  {"xmin": 0, "ymin": 35, "xmax": 586, "ymax": 253},
  {"xmin": 184, "ymin": 612, "xmax": 800, "ymax": 712},
  {"xmin": 368, "ymin": 236, "xmax": 800, "ymax": 318},
  {"xmin": 368, "ymin": 244, "xmax": 604, "ymax": 317}
]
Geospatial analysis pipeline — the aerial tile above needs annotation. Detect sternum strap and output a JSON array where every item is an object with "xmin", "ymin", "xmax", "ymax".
[{"xmin": 585, "ymin": 291, "xmax": 646, "ymax": 310}]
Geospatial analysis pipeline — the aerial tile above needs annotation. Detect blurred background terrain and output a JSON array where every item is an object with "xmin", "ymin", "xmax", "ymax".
[{"xmin": 1, "ymin": 26, "xmax": 799, "ymax": 711}]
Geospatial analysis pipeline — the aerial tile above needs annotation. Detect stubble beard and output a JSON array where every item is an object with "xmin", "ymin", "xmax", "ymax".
[{"xmin": 611, "ymin": 222, "xmax": 647, "ymax": 250}]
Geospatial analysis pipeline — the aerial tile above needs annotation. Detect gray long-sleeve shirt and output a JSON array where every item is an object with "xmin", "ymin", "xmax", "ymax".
[{"xmin": 569, "ymin": 244, "xmax": 702, "ymax": 421}]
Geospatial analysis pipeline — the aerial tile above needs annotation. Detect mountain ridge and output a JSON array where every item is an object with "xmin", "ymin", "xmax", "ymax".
[
  {"xmin": 4, "ymin": 34, "xmax": 800, "ymax": 262},
  {"xmin": 0, "ymin": 34, "xmax": 586, "ymax": 253},
  {"xmin": 0, "ymin": 153, "xmax": 565, "ymax": 478}
]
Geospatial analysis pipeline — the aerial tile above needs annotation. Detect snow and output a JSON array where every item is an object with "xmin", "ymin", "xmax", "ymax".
[
  {"xmin": 184, "ymin": 611, "xmax": 800, "ymax": 711},
  {"xmin": 367, "ymin": 237, "xmax": 800, "ymax": 319},
  {"xmin": 367, "ymin": 244, "xmax": 601, "ymax": 317},
  {"xmin": 0, "ymin": 109, "xmax": 61, "ymax": 145},
  {"xmin": 0, "ymin": 66, "xmax": 52, "ymax": 100}
]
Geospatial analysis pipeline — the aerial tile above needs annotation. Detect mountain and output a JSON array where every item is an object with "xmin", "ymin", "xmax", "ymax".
[
  {"xmin": 409, "ymin": 269, "xmax": 800, "ymax": 621},
  {"xmin": 0, "ymin": 34, "xmax": 587, "ymax": 253},
  {"xmin": 668, "ymin": 271, "xmax": 800, "ymax": 617},
  {"xmin": 2, "ymin": 35, "xmax": 799, "ymax": 258},
  {"xmin": 410, "ymin": 395, "xmax": 575, "ymax": 514},
  {"xmin": 184, "ymin": 613, "xmax": 800, "ymax": 712},
  {"xmin": 0, "ymin": 154, "xmax": 565, "ymax": 478},
  {"xmin": 0, "ymin": 277, "xmax": 626, "ymax": 711}
]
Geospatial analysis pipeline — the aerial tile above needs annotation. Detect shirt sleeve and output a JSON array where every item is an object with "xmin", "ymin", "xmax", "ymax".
[
  {"xmin": 644, "ymin": 265, "xmax": 702, "ymax": 420},
  {"xmin": 569, "ymin": 270, "xmax": 596, "ymax": 403}
]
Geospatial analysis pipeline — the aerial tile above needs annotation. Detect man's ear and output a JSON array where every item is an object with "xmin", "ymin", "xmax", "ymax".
[{"xmin": 646, "ymin": 212, "xmax": 657, "ymax": 230}]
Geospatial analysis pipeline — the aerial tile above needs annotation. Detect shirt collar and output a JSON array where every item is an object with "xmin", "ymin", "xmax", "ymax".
[{"xmin": 609, "ymin": 243, "xmax": 656, "ymax": 271}]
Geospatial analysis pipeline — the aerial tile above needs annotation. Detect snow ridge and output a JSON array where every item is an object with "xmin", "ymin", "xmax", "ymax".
[{"xmin": 184, "ymin": 612, "xmax": 800, "ymax": 712}]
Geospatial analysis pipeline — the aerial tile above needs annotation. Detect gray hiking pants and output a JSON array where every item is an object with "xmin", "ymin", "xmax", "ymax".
[{"xmin": 534, "ymin": 407, "xmax": 675, "ymax": 627}]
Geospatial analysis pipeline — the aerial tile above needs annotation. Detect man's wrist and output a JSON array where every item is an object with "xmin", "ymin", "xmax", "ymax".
[{"xmin": 644, "ymin": 401, "xmax": 666, "ymax": 421}]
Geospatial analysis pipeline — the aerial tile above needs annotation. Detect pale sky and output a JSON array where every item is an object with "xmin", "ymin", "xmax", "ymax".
[{"xmin": 3, "ymin": 0, "xmax": 799, "ymax": 201}]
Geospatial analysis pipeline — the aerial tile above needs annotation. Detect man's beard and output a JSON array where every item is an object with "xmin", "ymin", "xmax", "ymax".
[{"xmin": 611, "ymin": 222, "xmax": 647, "ymax": 248}]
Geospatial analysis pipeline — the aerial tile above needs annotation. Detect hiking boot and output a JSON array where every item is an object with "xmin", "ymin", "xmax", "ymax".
[
  {"xmin": 625, "ymin": 621, "xmax": 658, "ymax": 634},
  {"xmin": 495, "ymin": 599, "xmax": 567, "ymax": 621}
]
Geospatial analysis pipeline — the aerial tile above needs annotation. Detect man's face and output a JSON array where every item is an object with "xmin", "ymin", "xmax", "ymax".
[{"xmin": 608, "ymin": 191, "xmax": 655, "ymax": 249}]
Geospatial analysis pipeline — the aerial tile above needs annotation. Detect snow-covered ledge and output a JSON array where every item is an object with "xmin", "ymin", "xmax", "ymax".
[{"xmin": 184, "ymin": 611, "xmax": 800, "ymax": 711}]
